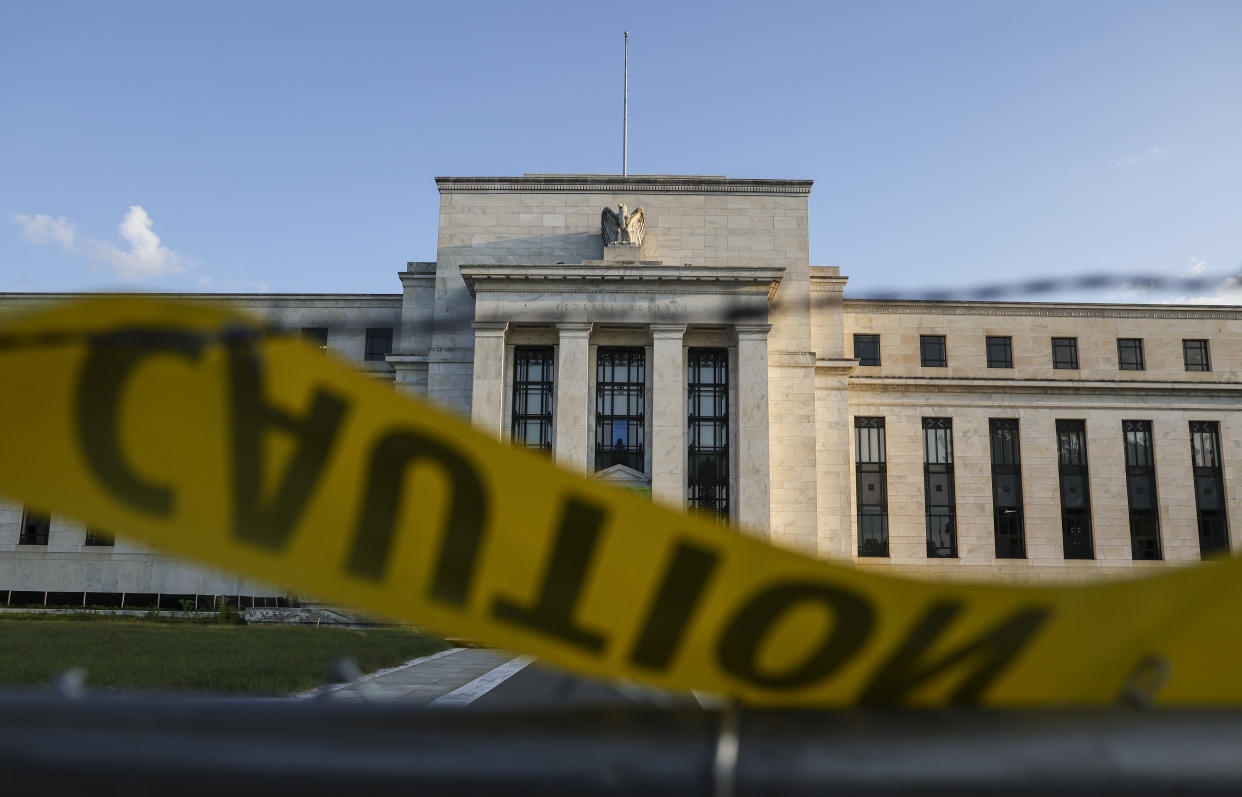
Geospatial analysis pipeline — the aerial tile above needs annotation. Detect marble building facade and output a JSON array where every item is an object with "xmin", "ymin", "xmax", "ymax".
[{"xmin": 1, "ymin": 173, "xmax": 1240, "ymax": 604}]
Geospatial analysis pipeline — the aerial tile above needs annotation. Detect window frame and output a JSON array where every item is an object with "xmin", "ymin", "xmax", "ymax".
[
  {"xmin": 920, "ymin": 335, "xmax": 948, "ymax": 368},
  {"xmin": 922, "ymin": 418, "xmax": 957, "ymax": 558},
  {"xmin": 1183, "ymin": 339, "xmax": 1211, "ymax": 372},
  {"xmin": 1123, "ymin": 420, "xmax": 1162, "ymax": 560},
  {"xmin": 19, "ymin": 508, "xmax": 50, "ymax": 546},
  {"xmin": 364, "ymin": 327, "xmax": 394, "ymax": 362},
  {"xmin": 510, "ymin": 346, "xmax": 555, "ymax": 453},
  {"xmin": 1056, "ymin": 419, "xmax": 1094, "ymax": 559},
  {"xmin": 989, "ymin": 418, "xmax": 1027, "ymax": 559},
  {"xmin": 301, "ymin": 327, "xmax": 329, "ymax": 352},
  {"xmin": 687, "ymin": 348, "xmax": 730, "ymax": 519},
  {"xmin": 84, "ymin": 527, "xmax": 115, "ymax": 547},
  {"xmin": 853, "ymin": 334, "xmax": 881, "ymax": 367},
  {"xmin": 1051, "ymin": 337, "xmax": 1079, "ymax": 370},
  {"xmin": 1189, "ymin": 420, "xmax": 1229, "ymax": 557},
  {"xmin": 985, "ymin": 336, "xmax": 1013, "ymax": 369},
  {"xmin": 855, "ymin": 417, "xmax": 889, "ymax": 557},
  {"xmin": 594, "ymin": 347, "xmax": 647, "ymax": 472},
  {"xmin": 1117, "ymin": 338, "xmax": 1144, "ymax": 371}
]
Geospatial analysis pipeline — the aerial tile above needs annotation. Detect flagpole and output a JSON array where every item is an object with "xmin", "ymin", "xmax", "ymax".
[{"xmin": 623, "ymin": 31, "xmax": 629, "ymax": 177}]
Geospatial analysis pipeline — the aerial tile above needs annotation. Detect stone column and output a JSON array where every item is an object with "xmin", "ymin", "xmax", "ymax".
[
  {"xmin": 470, "ymin": 322, "xmax": 507, "ymax": 438},
  {"xmin": 555, "ymin": 323, "xmax": 592, "ymax": 472},
  {"xmin": 735, "ymin": 324, "xmax": 772, "ymax": 536},
  {"xmin": 651, "ymin": 325, "xmax": 687, "ymax": 508},
  {"xmin": 814, "ymin": 360, "xmax": 856, "ymax": 560}
]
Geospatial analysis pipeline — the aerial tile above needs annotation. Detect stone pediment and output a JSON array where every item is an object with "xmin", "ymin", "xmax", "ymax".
[
  {"xmin": 459, "ymin": 263, "xmax": 784, "ymax": 299},
  {"xmin": 591, "ymin": 464, "xmax": 649, "ymax": 485}
]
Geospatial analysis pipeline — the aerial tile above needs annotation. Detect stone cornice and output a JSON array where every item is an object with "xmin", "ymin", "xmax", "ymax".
[
  {"xmin": 435, "ymin": 175, "xmax": 812, "ymax": 196},
  {"xmin": 0, "ymin": 292, "xmax": 402, "ymax": 309},
  {"xmin": 459, "ymin": 264, "xmax": 785, "ymax": 299},
  {"xmin": 848, "ymin": 376, "xmax": 1242, "ymax": 396},
  {"xmin": 844, "ymin": 299, "xmax": 1242, "ymax": 320}
]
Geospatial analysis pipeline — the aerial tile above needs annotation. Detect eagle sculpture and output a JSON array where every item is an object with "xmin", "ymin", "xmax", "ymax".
[{"xmin": 601, "ymin": 203, "xmax": 645, "ymax": 247}]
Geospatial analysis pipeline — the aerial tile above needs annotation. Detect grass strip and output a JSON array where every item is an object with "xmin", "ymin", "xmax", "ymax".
[{"xmin": 0, "ymin": 615, "xmax": 448, "ymax": 695}]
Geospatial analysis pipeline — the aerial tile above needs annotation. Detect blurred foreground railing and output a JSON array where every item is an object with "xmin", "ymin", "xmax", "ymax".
[{"xmin": 2, "ymin": 692, "xmax": 1242, "ymax": 795}]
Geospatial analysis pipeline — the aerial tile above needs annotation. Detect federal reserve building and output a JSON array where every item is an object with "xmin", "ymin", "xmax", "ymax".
[{"xmin": 2, "ymin": 173, "xmax": 1240, "ymax": 607}]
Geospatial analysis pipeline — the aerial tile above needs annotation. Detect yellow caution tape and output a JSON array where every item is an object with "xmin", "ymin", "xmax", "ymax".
[{"xmin": 0, "ymin": 296, "xmax": 1238, "ymax": 706}]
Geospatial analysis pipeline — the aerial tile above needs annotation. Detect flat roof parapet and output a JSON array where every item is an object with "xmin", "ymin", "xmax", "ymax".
[{"xmin": 435, "ymin": 175, "xmax": 812, "ymax": 196}]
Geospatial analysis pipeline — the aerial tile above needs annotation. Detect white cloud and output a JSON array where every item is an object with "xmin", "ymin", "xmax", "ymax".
[
  {"xmin": 12, "ymin": 205, "xmax": 184, "ymax": 279},
  {"xmin": 1161, "ymin": 263, "xmax": 1242, "ymax": 305},
  {"xmin": 14, "ymin": 214, "xmax": 77, "ymax": 249}
]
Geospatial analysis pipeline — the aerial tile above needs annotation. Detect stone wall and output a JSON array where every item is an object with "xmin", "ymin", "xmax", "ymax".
[
  {"xmin": 427, "ymin": 175, "xmax": 818, "ymax": 546},
  {"xmin": 828, "ymin": 300, "xmax": 1242, "ymax": 581}
]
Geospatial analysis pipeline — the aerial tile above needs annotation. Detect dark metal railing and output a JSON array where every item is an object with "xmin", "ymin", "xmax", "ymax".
[{"xmin": 3, "ymin": 691, "xmax": 1242, "ymax": 795}]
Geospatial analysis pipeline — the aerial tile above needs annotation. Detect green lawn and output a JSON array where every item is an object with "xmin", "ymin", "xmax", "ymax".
[{"xmin": 0, "ymin": 614, "xmax": 448, "ymax": 695}]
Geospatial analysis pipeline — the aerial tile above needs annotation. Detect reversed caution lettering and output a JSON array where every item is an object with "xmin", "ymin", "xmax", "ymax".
[
  {"xmin": 2, "ymin": 296, "xmax": 1238, "ymax": 707},
  {"xmin": 859, "ymin": 602, "xmax": 1052, "ymax": 706},
  {"xmin": 228, "ymin": 335, "xmax": 349, "ymax": 551},
  {"xmin": 77, "ymin": 330, "xmax": 203, "ymax": 517},
  {"xmin": 492, "ymin": 497, "xmax": 609, "ymax": 654}
]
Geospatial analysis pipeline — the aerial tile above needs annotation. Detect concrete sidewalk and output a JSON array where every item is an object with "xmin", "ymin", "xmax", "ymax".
[{"xmin": 314, "ymin": 647, "xmax": 519, "ymax": 703}]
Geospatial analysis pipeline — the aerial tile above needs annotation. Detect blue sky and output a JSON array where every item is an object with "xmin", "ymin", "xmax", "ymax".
[{"xmin": 2, "ymin": 0, "xmax": 1240, "ymax": 301}]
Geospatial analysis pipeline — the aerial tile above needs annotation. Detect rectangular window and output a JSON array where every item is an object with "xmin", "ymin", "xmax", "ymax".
[
  {"xmin": 511, "ymin": 346, "xmax": 555, "ymax": 453},
  {"xmin": 855, "ymin": 417, "xmax": 888, "ymax": 557},
  {"xmin": 1056, "ymin": 420, "xmax": 1094, "ymax": 559},
  {"xmin": 920, "ymin": 335, "xmax": 947, "ymax": 367},
  {"xmin": 923, "ymin": 418, "xmax": 957, "ymax": 558},
  {"xmin": 1051, "ymin": 337, "xmax": 1079, "ymax": 369},
  {"xmin": 688, "ymin": 348, "xmax": 729, "ymax": 518},
  {"xmin": 19, "ymin": 508, "xmax": 50, "ymax": 546},
  {"xmin": 1123, "ymin": 420, "xmax": 1162, "ymax": 560},
  {"xmin": 1183, "ymin": 339, "xmax": 1211, "ymax": 371},
  {"xmin": 989, "ymin": 419, "xmax": 1026, "ymax": 558},
  {"xmin": 853, "ymin": 334, "xmax": 881, "ymax": 366},
  {"xmin": 1190, "ymin": 421, "xmax": 1229, "ymax": 557},
  {"xmin": 84, "ymin": 527, "xmax": 115, "ymax": 547},
  {"xmin": 364, "ymin": 327, "xmax": 393, "ymax": 361},
  {"xmin": 595, "ymin": 347, "xmax": 645, "ymax": 471},
  {"xmin": 1117, "ymin": 338, "xmax": 1144, "ymax": 371},
  {"xmin": 301, "ymin": 327, "xmax": 328, "ymax": 351},
  {"xmin": 986, "ymin": 336, "xmax": 1012, "ymax": 369}
]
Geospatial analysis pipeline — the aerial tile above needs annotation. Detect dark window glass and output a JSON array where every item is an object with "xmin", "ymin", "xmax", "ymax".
[
  {"xmin": 19, "ymin": 509, "xmax": 50, "ymax": 546},
  {"xmin": 1056, "ymin": 420, "xmax": 1094, "ymax": 559},
  {"xmin": 301, "ymin": 327, "xmax": 328, "ymax": 351},
  {"xmin": 855, "ymin": 417, "xmax": 888, "ymax": 557},
  {"xmin": 853, "ymin": 334, "xmax": 881, "ymax": 367},
  {"xmin": 364, "ymin": 328, "xmax": 393, "ymax": 361},
  {"xmin": 1190, "ymin": 421, "xmax": 1229, "ymax": 557},
  {"xmin": 84, "ymin": 527, "xmax": 115, "ymax": 547},
  {"xmin": 688, "ymin": 348, "xmax": 729, "ymax": 519},
  {"xmin": 511, "ymin": 346, "xmax": 555, "ymax": 453},
  {"xmin": 920, "ymin": 335, "xmax": 947, "ymax": 368},
  {"xmin": 1183, "ymin": 339, "xmax": 1211, "ymax": 371},
  {"xmin": 989, "ymin": 419, "xmax": 1026, "ymax": 558},
  {"xmin": 1123, "ymin": 420, "xmax": 1162, "ymax": 560},
  {"xmin": 595, "ymin": 347, "xmax": 645, "ymax": 471},
  {"xmin": 1052, "ymin": 337, "xmax": 1079, "ymax": 369},
  {"xmin": 923, "ymin": 418, "xmax": 957, "ymax": 558},
  {"xmin": 986, "ymin": 336, "xmax": 1013, "ymax": 369},
  {"xmin": 1117, "ymin": 338, "xmax": 1144, "ymax": 371}
]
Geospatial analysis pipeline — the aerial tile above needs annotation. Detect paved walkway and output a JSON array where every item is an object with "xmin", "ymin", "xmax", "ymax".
[
  {"xmin": 308, "ymin": 647, "xmax": 705, "ymax": 708},
  {"xmin": 315, "ymin": 647, "xmax": 523, "ymax": 704}
]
